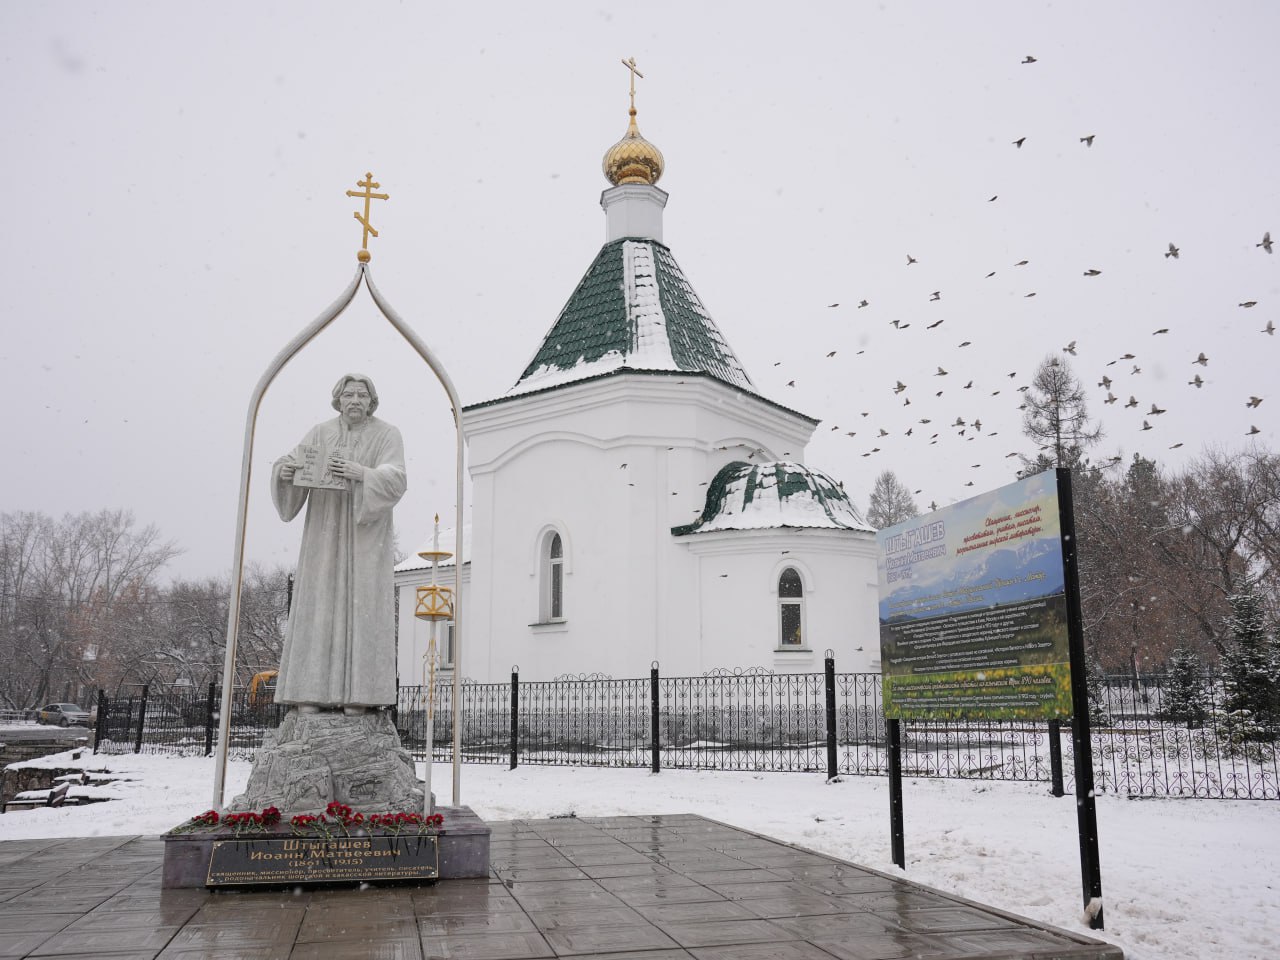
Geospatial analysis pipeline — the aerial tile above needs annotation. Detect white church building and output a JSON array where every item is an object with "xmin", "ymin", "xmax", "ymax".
[{"xmin": 395, "ymin": 94, "xmax": 880, "ymax": 685}]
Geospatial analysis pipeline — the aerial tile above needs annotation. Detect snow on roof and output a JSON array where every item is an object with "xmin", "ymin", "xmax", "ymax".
[
  {"xmin": 395, "ymin": 523, "xmax": 472, "ymax": 573},
  {"xmin": 507, "ymin": 238, "xmax": 754, "ymax": 398},
  {"xmin": 673, "ymin": 461, "xmax": 873, "ymax": 536}
]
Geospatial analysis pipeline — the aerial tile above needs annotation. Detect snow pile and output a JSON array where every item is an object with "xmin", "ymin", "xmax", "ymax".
[{"xmin": 0, "ymin": 751, "xmax": 1275, "ymax": 960}]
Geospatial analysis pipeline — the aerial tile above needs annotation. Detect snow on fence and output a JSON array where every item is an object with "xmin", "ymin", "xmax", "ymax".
[{"xmin": 90, "ymin": 666, "xmax": 1279, "ymax": 801}]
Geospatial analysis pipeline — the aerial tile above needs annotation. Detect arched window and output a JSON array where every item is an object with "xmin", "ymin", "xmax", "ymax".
[
  {"xmin": 541, "ymin": 531, "xmax": 565, "ymax": 622},
  {"xmin": 778, "ymin": 567, "xmax": 804, "ymax": 648}
]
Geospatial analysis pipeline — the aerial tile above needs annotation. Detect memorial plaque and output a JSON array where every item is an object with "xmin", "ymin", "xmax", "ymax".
[{"xmin": 206, "ymin": 834, "xmax": 438, "ymax": 887}]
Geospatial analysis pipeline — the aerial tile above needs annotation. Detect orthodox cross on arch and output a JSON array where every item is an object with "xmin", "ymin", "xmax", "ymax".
[{"xmin": 346, "ymin": 172, "xmax": 389, "ymax": 262}]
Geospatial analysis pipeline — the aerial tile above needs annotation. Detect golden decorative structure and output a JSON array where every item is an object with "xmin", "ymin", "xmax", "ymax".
[
  {"xmin": 603, "ymin": 57, "xmax": 664, "ymax": 187},
  {"xmin": 415, "ymin": 514, "xmax": 453, "ymax": 816},
  {"xmin": 346, "ymin": 172, "xmax": 389, "ymax": 262},
  {"xmin": 414, "ymin": 580, "xmax": 454, "ymax": 620}
]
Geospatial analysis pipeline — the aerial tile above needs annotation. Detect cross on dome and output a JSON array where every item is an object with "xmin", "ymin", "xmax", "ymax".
[{"xmin": 603, "ymin": 56, "xmax": 664, "ymax": 186}]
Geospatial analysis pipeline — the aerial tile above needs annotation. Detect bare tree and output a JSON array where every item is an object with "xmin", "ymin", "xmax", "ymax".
[
  {"xmin": 1020, "ymin": 355, "xmax": 1103, "ymax": 473},
  {"xmin": 0, "ymin": 510, "xmax": 179, "ymax": 707},
  {"xmin": 866, "ymin": 470, "xmax": 920, "ymax": 528}
]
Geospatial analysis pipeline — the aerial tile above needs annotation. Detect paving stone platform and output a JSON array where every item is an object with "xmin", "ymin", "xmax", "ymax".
[{"xmin": 0, "ymin": 814, "xmax": 1121, "ymax": 959}]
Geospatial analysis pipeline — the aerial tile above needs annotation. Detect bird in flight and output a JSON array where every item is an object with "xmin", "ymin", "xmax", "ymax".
[
  {"xmin": 1105, "ymin": 392, "xmax": 1118, "ymax": 404},
  {"xmin": 906, "ymin": 254, "xmax": 918, "ymax": 265},
  {"xmin": 927, "ymin": 318, "xmax": 945, "ymax": 329},
  {"xmin": 1189, "ymin": 374, "xmax": 1204, "ymax": 388},
  {"xmin": 1141, "ymin": 420, "xmax": 1153, "ymax": 431},
  {"xmin": 1165, "ymin": 243, "xmax": 1180, "ymax": 259},
  {"xmin": 1153, "ymin": 328, "xmax": 1169, "ymax": 335},
  {"xmin": 1259, "ymin": 231, "xmax": 1273, "ymax": 254},
  {"xmin": 1263, "ymin": 320, "xmax": 1275, "ymax": 336},
  {"xmin": 1193, "ymin": 353, "xmax": 1209, "ymax": 366},
  {"xmin": 1120, "ymin": 353, "xmax": 1136, "ymax": 360},
  {"xmin": 1024, "ymin": 292, "xmax": 1037, "ymax": 298},
  {"xmin": 1247, "ymin": 396, "xmax": 1264, "ymax": 408},
  {"xmin": 858, "ymin": 299, "xmax": 869, "ymax": 309},
  {"xmin": 1063, "ymin": 341, "xmax": 1077, "ymax": 355},
  {"xmin": 985, "ymin": 271, "xmax": 996, "ymax": 278},
  {"xmin": 1239, "ymin": 301, "xmax": 1258, "ymax": 308},
  {"xmin": 1169, "ymin": 443, "xmax": 1183, "ymax": 450},
  {"xmin": 1013, "ymin": 137, "xmax": 1026, "ymax": 148},
  {"xmin": 989, "ymin": 195, "xmax": 998, "ymax": 202},
  {"xmin": 1014, "ymin": 260, "xmax": 1029, "ymax": 267},
  {"xmin": 1022, "ymin": 55, "xmax": 1037, "ymax": 64},
  {"xmin": 1083, "ymin": 268, "xmax": 1102, "ymax": 276},
  {"xmin": 786, "ymin": 380, "xmax": 795, "ymax": 387},
  {"xmin": 893, "ymin": 381, "xmax": 908, "ymax": 394},
  {"xmin": 1080, "ymin": 134, "xmax": 1095, "ymax": 147},
  {"xmin": 1149, "ymin": 403, "xmax": 1167, "ymax": 415},
  {"xmin": 826, "ymin": 351, "xmax": 837, "ymax": 357},
  {"xmin": 1099, "ymin": 375, "xmax": 1113, "ymax": 389},
  {"xmin": 1247, "ymin": 425, "xmax": 1261, "ymax": 436},
  {"xmin": 827, "ymin": 303, "xmax": 839, "ymax": 308},
  {"xmin": 1125, "ymin": 396, "xmax": 1139, "ymax": 408},
  {"xmin": 930, "ymin": 291, "xmax": 941, "ymax": 301},
  {"xmin": 935, "ymin": 367, "xmax": 948, "ymax": 376}
]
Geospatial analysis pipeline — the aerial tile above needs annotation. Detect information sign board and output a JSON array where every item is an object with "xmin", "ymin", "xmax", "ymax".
[{"xmin": 877, "ymin": 470, "xmax": 1072, "ymax": 721}]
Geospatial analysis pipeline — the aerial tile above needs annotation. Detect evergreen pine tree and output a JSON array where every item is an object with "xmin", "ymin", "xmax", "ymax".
[
  {"xmin": 1219, "ymin": 591, "xmax": 1280, "ymax": 742},
  {"xmin": 1160, "ymin": 647, "xmax": 1208, "ymax": 729}
]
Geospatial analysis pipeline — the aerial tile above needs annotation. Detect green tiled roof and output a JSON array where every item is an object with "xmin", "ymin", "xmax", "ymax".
[{"xmin": 511, "ymin": 238, "xmax": 755, "ymax": 396}]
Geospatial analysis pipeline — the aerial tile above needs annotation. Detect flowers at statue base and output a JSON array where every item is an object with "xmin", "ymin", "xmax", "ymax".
[
  {"xmin": 170, "ymin": 805, "xmax": 280, "ymax": 837},
  {"xmin": 172, "ymin": 802, "xmax": 443, "ymax": 838}
]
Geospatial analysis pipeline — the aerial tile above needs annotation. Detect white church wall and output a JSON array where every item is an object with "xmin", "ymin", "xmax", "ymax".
[
  {"xmin": 680, "ymin": 529, "xmax": 881, "ymax": 676},
  {"xmin": 461, "ymin": 373, "xmax": 822, "ymax": 682}
]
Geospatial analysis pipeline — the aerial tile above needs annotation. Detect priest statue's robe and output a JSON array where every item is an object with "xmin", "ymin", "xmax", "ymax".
[{"xmin": 271, "ymin": 415, "xmax": 406, "ymax": 708}]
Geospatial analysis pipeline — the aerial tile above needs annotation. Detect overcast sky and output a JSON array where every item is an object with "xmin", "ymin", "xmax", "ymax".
[{"xmin": 4, "ymin": 1, "xmax": 1277, "ymax": 582}]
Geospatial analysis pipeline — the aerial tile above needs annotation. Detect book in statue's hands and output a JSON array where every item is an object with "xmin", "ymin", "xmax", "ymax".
[{"xmin": 291, "ymin": 440, "xmax": 354, "ymax": 490}]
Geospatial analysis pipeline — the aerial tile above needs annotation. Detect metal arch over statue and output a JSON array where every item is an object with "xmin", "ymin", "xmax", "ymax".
[{"xmin": 208, "ymin": 174, "xmax": 467, "ymax": 815}]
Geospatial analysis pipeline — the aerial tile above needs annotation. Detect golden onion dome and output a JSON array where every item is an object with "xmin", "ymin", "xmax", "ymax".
[{"xmin": 603, "ymin": 108, "xmax": 664, "ymax": 186}]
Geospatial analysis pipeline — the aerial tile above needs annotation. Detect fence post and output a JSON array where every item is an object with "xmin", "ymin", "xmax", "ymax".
[
  {"xmin": 509, "ymin": 666, "xmax": 519, "ymax": 770},
  {"xmin": 650, "ymin": 661, "xmax": 661, "ymax": 774},
  {"xmin": 134, "ymin": 684, "xmax": 149, "ymax": 755},
  {"xmin": 1048, "ymin": 718, "xmax": 1065, "ymax": 797},
  {"xmin": 204, "ymin": 682, "xmax": 218, "ymax": 758},
  {"xmin": 824, "ymin": 649, "xmax": 838, "ymax": 781},
  {"xmin": 93, "ymin": 689, "xmax": 107, "ymax": 755}
]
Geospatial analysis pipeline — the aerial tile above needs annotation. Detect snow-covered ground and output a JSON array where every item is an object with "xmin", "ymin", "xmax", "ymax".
[{"xmin": 1, "ymin": 750, "xmax": 1275, "ymax": 960}]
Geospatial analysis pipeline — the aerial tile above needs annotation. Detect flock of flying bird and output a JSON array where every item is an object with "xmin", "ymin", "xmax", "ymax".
[{"xmin": 762, "ymin": 54, "xmax": 1274, "ymax": 508}]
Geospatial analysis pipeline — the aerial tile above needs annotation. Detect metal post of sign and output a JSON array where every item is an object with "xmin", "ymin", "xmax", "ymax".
[
  {"xmin": 887, "ymin": 717, "xmax": 905, "ymax": 869},
  {"xmin": 1056, "ymin": 467, "xmax": 1105, "ymax": 930},
  {"xmin": 1048, "ymin": 718, "xmax": 1065, "ymax": 798}
]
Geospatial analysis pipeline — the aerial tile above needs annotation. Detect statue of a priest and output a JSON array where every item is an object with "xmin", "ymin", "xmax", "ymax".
[{"xmin": 271, "ymin": 373, "xmax": 406, "ymax": 715}]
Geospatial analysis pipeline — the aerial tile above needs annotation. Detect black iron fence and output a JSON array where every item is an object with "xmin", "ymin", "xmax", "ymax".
[
  {"xmin": 94, "ymin": 682, "xmax": 286, "ymax": 758},
  {"xmin": 94, "ymin": 661, "xmax": 1279, "ymax": 801}
]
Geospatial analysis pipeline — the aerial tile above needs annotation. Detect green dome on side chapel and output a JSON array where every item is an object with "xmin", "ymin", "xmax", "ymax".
[{"xmin": 673, "ymin": 461, "xmax": 873, "ymax": 536}]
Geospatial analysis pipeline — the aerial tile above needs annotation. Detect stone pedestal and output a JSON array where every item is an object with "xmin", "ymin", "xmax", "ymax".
[
  {"xmin": 162, "ymin": 805, "xmax": 490, "ymax": 888},
  {"xmin": 231, "ymin": 709, "xmax": 424, "ymax": 814}
]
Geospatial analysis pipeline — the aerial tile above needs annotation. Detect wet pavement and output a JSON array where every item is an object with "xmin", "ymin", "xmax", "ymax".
[{"xmin": 0, "ymin": 814, "xmax": 1121, "ymax": 958}]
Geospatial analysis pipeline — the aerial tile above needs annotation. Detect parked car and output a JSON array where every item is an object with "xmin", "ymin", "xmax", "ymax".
[{"xmin": 38, "ymin": 703, "xmax": 90, "ymax": 727}]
